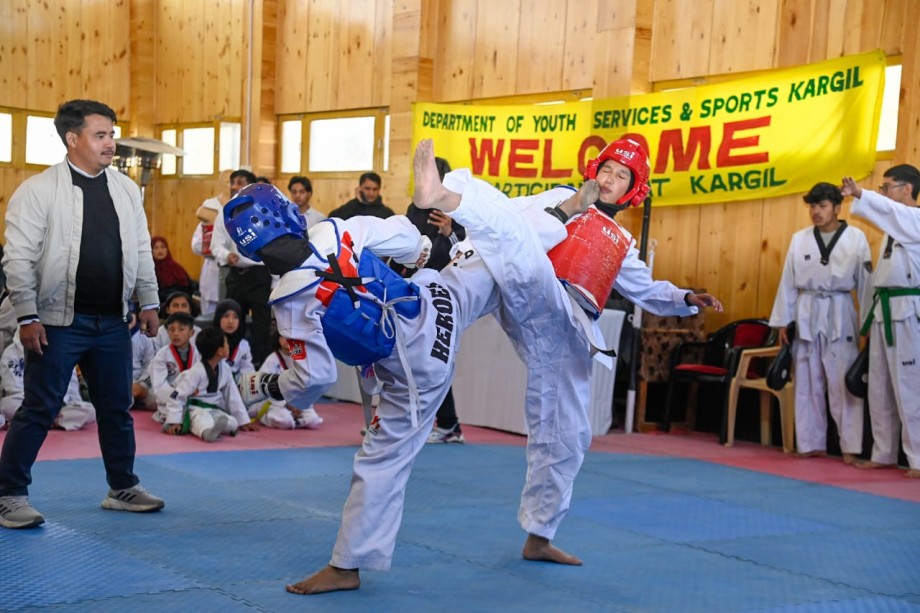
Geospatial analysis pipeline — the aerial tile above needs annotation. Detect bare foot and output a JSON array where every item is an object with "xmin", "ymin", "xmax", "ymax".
[
  {"xmin": 285, "ymin": 565, "xmax": 360, "ymax": 595},
  {"xmin": 522, "ymin": 534, "xmax": 583, "ymax": 566},
  {"xmin": 558, "ymin": 180, "xmax": 600, "ymax": 218},
  {"xmin": 795, "ymin": 450, "xmax": 826, "ymax": 458},
  {"xmin": 842, "ymin": 453, "xmax": 859, "ymax": 465},
  {"xmin": 905, "ymin": 469, "xmax": 920, "ymax": 479},
  {"xmin": 413, "ymin": 139, "xmax": 460, "ymax": 212},
  {"xmin": 854, "ymin": 459, "xmax": 896, "ymax": 470}
]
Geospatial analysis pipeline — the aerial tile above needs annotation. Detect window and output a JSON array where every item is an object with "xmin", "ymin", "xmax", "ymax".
[
  {"xmin": 278, "ymin": 108, "xmax": 389, "ymax": 176},
  {"xmin": 280, "ymin": 119, "xmax": 302, "ymax": 174},
  {"xmin": 182, "ymin": 127, "xmax": 215, "ymax": 175},
  {"xmin": 877, "ymin": 63, "xmax": 901, "ymax": 152},
  {"xmin": 219, "ymin": 122, "xmax": 241, "ymax": 171},
  {"xmin": 308, "ymin": 116, "xmax": 376, "ymax": 172},
  {"xmin": 156, "ymin": 120, "xmax": 240, "ymax": 177},
  {"xmin": 160, "ymin": 129, "xmax": 177, "ymax": 175},
  {"xmin": 25, "ymin": 115, "xmax": 66, "ymax": 166},
  {"xmin": 0, "ymin": 113, "xmax": 11, "ymax": 163}
]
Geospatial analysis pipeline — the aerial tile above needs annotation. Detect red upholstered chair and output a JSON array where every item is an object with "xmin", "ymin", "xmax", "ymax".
[{"xmin": 662, "ymin": 318, "xmax": 773, "ymax": 443}]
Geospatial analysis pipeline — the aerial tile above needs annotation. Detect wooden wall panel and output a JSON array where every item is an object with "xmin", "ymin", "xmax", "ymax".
[
  {"xmin": 470, "ymin": 0, "xmax": 521, "ymax": 99},
  {"xmin": 275, "ymin": 0, "xmax": 307, "ymax": 113},
  {"xmin": 709, "ymin": 0, "xmax": 779, "ymax": 75},
  {"xmin": 561, "ymin": 0, "xmax": 597, "ymax": 91},
  {"xmin": 154, "ymin": 0, "xmax": 246, "ymax": 123},
  {"xmin": 432, "ymin": 0, "xmax": 476, "ymax": 101},
  {"xmin": 514, "ymin": 1, "xmax": 566, "ymax": 94},
  {"xmin": 336, "ymin": 0, "xmax": 380, "ymax": 108},
  {"xmin": 304, "ymin": 0, "xmax": 337, "ymax": 111},
  {"xmin": 649, "ymin": 0, "xmax": 714, "ymax": 81}
]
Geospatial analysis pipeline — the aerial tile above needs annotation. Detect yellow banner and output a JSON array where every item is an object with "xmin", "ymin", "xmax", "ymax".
[{"xmin": 412, "ymin": 51, "xmax": 886, "ymax": 206}]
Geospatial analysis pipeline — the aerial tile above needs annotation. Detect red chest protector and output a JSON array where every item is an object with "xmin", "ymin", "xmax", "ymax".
[{"xmin": 547, "ymin": 208, "xmax": 630, "ymax": 316}]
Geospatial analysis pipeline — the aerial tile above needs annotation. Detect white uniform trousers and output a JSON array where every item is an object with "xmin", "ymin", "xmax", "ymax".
[
  {"xmin": 793, "ymin": 334, "xmax": 863, "ymax": 454},
  {"xmin": 867, "ymin": 319, "xmax": 920, "ymax": 468},
  {"xmin": 328, "ymin": 173, "xmax": 552, "ymax": 571},
  {"xmin": 188, "ymin": 407, "xmax": 238, "ymax": 440}
]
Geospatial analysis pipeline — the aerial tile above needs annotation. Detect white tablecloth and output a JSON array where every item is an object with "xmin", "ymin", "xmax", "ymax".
[{"xmin": 452, "ymin": 309, "xmax": 626, "ymax": 436}]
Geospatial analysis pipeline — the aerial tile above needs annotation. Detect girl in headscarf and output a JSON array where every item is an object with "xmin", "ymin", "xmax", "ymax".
[
  {"xmin": 152, "ymin": 236, "xmax": 194, "ymax": 304},
  {"xmin": 213, "ymin": 299, "xmax": 253, "ymax": 381}
]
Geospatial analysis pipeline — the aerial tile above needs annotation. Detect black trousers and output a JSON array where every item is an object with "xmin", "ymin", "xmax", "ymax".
[{"xmin": 225, "ymin": 266, "xmax": 273, "ymax": 367}]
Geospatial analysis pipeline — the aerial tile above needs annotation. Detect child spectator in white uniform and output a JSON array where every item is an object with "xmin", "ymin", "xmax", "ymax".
[
  {"xmin": 129, "ymin": 304, "xmax": 158, "ymax": 411},
  {"xmin": 213, "ymin": 299, "xmax": 253, "ymax": 379},
  {"xmin": 249, "ymin": 330, "xmax": 323, "ymax": 429},
  {"xmin": 153, "ymin": 291, "xmax": 201, "ymax": 351},
  {"xmin": 163, "ymin": 327, "xmax": 258, "ymax": 442},
  {"xmin": 0, "ymin": 330, "xmax": 95, "ymax": 431},
  {"xmin": 150, "ymin": 312, "xmax": 201, "ymax": 424}
]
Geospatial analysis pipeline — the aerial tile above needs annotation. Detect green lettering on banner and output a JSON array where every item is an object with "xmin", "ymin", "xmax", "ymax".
[
  {"xmin": 787, "ymin": 66, "xmax": 863, "ymax": 102},
  {"xmin": 532, "ymin": 113, "xmax": 578, "ymax": 132},
  {"xmin": 422, "ymin": 111, "xmax": 497, "ymax": 132},
  {"xmin": 689, "ymin": 168, "xmax": 787, "ymax": 194}
]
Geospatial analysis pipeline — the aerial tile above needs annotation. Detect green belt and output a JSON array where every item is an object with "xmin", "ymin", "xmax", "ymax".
[
  {"xmin": 860, "ymin": 287, "xmax": 920, "ymax": 346},
  {"xmin": 181, "ymin": 398, "xmax": 223, "ymax": 435}
]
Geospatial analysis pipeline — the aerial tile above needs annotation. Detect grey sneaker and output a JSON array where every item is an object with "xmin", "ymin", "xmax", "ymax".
[
  {"xmin": 0, "ymin": 495, "xmax": 45, "ymax": 529},
  {"xmin": 101, "ymin": 485, "xmax": 165, "ymax": 512}
]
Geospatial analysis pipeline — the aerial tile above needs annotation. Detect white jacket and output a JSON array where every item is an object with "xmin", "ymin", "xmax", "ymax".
[{"xmin": 2, "ymin": 159, "xmax": 159, "ymax": 324}]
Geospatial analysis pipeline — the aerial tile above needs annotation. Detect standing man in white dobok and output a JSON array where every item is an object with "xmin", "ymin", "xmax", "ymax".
[
  {"xmin": 769, "ymin": 182, "xmax": 872, "ymax": 463},
  {"xmin": 842, "ymin": 166, "xmax": 920, "ymax": 478}
]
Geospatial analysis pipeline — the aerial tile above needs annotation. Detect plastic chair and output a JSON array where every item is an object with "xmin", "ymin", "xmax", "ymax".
[
  {"xmin": 662, "ymin": 318, "xmax": 773, "ymax": 443},
  {"xmin": 724, "ymin": 345, "xmax": 795, "ymax": 453}
]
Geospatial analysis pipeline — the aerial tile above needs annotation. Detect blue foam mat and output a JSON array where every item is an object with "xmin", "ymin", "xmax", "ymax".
[{"xmin": 3, "ymin": 445, "xmax": 919, "ymax": 612}]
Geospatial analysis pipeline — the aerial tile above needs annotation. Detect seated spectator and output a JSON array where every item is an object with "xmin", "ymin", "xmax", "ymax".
[
  {"xmin": 0, "ymin": 330, "xmax": 95, "ymax": 431},
  {"xmin": 213, "ymin": 299, "xmax": 253, "ymax": 382},
  {"xmin": 152, "ymin": 236, "xmax": 194, "ymax": 303},
  {"xmin": 129, "ymin": 304, "xmax": 157, "ymax": 410},
  {"xmin": 153, "ymin": 291, "xmax": 201, "ymax": 351},
  {"xmin": 249, "ymin": 330, "xmax": 323, "ymax": 429},
  {"xmin": 150, "ymin": 312, "xmax": 201, "ymax": 424},
  {"xmin": 162, "ymin": 327, "xmax": 258, "ymax": 442}
]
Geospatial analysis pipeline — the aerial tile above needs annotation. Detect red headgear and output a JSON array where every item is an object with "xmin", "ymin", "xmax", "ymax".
[{"xmin": 584, "ymin": 137, "xmax": 651, "ymax": 207}]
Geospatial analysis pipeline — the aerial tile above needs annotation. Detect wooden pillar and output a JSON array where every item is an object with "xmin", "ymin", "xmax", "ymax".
[
  {"xmin": 896, "ymin": 16, "xmax": 920, "ymax": 165},
  {"xmin": 386, "ymin": 0, "xmax": 437, "ymax": 211}
]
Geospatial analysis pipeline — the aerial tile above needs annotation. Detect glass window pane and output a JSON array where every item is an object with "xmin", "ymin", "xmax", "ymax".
[
  {"xmin": 383, "ymin": 114, "xmax": 390, "ymax": 172},
  {"xmin": 280, "ymin": 120, "xmax": 302, "ymax": 173},
  {"xmin": 25, "ymin": 116, "xmax": 66, "ymax": 166},
  {"xmin": 182, "ymin": 127, "xmax": 214, "ymax": 175},
  {"xmin": 161, "ymin": 129, "xmax": 177, "ymax": 175},
  {"xmin": 877, "ymin": 64, "xmax": 901, "ymax": 152},
  {"xmin": 219, "ymin": 122, "xmax": 240, "ymax": 171},
  {"xmin": 308, "ymin": 116, "xmax": 375, "ymax": 172},
  {"xmin": 0, "ymin": 113, "xmax": 11, "ymax": 163}
]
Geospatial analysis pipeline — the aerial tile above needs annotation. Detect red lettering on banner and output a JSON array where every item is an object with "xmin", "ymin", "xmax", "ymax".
[
  {"xmin": 656, "ymin": 127, "xmax": 712, "ymax": 173},
  {"xmin": 469, "ymin": 138, "xmax": 504, "ymax": 175},
  {"xmin": 578, "ymin": 135, "xmax": 607, "ymax": 176},
  {"xmin": 542, "ymin": 140, "xmax": 573, "ymax": 178},
  {"xmin": 508, "ymin": 139, "xmax": 538, "ymax": 178},
  {"xmin": 716, "ymin": 116, "xmax": 771, "ymax": 167}
]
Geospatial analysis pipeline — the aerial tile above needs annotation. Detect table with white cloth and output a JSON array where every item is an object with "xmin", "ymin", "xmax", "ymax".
[{"xmin": 452, "ymin": 309, "xmax": 626, "ymax": 436}]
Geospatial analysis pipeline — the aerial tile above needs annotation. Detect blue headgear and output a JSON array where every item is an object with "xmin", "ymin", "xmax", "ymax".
[{"xmin": 223, "ymin": 183, "xmax": 307, "ymax": 262}]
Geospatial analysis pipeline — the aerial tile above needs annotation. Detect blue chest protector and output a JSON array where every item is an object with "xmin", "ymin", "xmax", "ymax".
[{"xmin": 316, "ymin": 249, "xmax": 421, "ymax": 367}]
